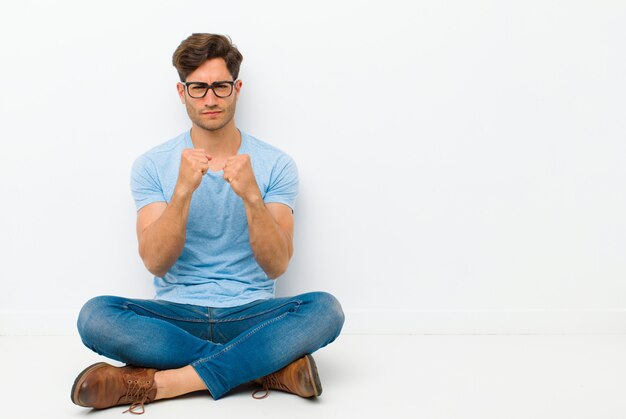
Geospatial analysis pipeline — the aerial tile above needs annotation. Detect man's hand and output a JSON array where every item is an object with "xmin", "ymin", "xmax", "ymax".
[
  {"xmin": 223, "ymin": 154, "xmax": 262, "ymax": 203},
  {"xmin": 177, "ymin": 149, "xmax": 212, "ymax": 194}
]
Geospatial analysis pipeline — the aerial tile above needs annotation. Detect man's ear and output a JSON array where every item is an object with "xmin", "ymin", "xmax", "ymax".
[
  {"xmin": 176, "ymin": 83, "xmax": 186, "ymax": 104},
  {"xmin": 235, "ymin": 80, "xmax": 243, "ymax": 98}
]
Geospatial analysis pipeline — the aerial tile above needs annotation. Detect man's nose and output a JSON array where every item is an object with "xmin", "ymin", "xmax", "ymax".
[{"xmin": 202, "ymin": 89, "xmax": 219, "ymax": 106}]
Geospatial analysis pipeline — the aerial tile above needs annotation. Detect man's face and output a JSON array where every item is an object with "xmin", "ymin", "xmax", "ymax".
[{"xmin": 177, "ymin": 58, "xmax": 242, "ymax": 132}]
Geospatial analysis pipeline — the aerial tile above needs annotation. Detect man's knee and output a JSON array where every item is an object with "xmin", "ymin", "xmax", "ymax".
[
  {"xmin": 307, "ymin": 291, "xmax": 345, "ymax": 341},
  {"xmin": 76, "ymin": 295, "xmax": 119, "ymax": 344}
]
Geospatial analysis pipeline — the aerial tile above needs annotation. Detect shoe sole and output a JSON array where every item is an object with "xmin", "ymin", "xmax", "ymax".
[
  {"xmin": 305, "ymin": 354, "xmax": 323, "ymax": 397},
  {"xmin": 70, "ymin": 362, "xmax": 110, "ymax": 406}
]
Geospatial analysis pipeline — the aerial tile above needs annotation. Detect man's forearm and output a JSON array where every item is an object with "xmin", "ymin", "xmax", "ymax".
[
  {"xmin": 222, "ymin": 153, "xmax": 293, "ymax": 279},
  {"xmin": 244, "ymin": 197, "xmax": 293, "ymax": 279},
  {"xmin": 139, "ymin": 188, "xmax": 192, "ymax": 277}
]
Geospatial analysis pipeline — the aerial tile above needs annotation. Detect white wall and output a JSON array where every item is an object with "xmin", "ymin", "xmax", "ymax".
[{"xmin": 1, "ymin": 0, "xmax": 625, "ymax": 335}]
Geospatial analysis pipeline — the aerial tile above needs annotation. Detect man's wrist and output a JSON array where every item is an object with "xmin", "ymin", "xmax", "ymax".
[
  {"xmin": 243, "ymin": 190, "xmax": 264, "ymax": 208},
  {"xmin": 172, "ymin": 184, "xmax": 194, "ymax": 202}
]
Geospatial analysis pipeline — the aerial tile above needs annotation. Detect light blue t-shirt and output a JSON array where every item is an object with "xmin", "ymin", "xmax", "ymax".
[{"xmin": 130, "ymin": 130, "xmax": 298, "ymax": 307}]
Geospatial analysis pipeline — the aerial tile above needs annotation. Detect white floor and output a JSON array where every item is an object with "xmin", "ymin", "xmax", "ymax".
[{"xmin": 2, "ymin": 334, "xmax": 626, "ymax": 419}]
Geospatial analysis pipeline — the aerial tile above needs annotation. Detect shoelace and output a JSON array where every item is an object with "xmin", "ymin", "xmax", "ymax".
[
  {"xmin": 252, "ymin": 374, "xmax": 289, "ymax": 399},
  {"xmin": 122, "ymin": 378, "xmax": 153, "ymax": 415}
]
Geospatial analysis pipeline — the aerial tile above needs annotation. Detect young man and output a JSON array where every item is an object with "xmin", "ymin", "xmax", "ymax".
[{"xmin": 71, "ymin": 33, "xmax": 344, "ymax": 415}]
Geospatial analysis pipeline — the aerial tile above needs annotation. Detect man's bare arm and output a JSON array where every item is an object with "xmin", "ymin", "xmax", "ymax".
[
  {"xmin": 137, "ymin": 149, "xmax": 210, "ymax": 277},
  {"xmin": 223, "ymin": 154, "xmax": 294, "ymax": 279},
  {"xmin": 137, "ymin": 192, "xmax": 190, "ymax": 277},
  {"xmin": 245, "ymin": 200, "xmax": 294, "ymax": 279}
]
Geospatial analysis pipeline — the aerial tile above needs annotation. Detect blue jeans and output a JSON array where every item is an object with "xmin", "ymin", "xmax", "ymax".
[{"xmin": 77, "ymin": 292, "xmax": 344, "ymax": 399}]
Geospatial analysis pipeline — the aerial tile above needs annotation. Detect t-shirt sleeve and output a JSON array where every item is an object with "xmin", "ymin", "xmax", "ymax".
[
  {"xmin": 264, "ymin": 155, "xmax": 299, "ymax": 212},
  {"xmin": 130, "ymin": 155, "xmax": 166, "ymax": 211}
]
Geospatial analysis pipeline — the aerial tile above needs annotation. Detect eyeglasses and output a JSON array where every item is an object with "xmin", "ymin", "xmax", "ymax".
[{"xmin": 181, "ymin": 80, "xmax": 236, "ymax": 99}]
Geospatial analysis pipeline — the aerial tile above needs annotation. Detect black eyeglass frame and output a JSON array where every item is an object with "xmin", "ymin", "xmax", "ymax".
[{"xmin": 181, "ymin": 80, "xmax": 237, "ymax": 99}]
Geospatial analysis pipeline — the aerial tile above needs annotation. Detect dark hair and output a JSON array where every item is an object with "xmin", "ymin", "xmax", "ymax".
[{"xmin": 172, "ymin": 33, "xmax": 243, "ymax": 82}]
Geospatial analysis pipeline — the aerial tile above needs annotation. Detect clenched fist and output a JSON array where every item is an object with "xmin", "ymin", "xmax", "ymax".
[
  {"xmin": 176, "ymin": 148, "xmax": 212, "ymax": 194},
  {"xmin": 223, "ymin": 154, "xmax": 261, "ymax": 203}
]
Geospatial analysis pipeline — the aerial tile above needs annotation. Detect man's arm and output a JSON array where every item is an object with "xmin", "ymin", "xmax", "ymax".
[
  {"xmin": 223, "ymin": 154, "xmax": 294, "ymax": 279},
  {"xmin": 245, "ymin": 200, "xmax": 294, "ymax": 279},
  {"xmin": 136, "ymin": 192, "xmax": 190, "ymax": 277},
  {"xmin": 136, "ymin": 149, "xmax": 210, "ymax": 277}
]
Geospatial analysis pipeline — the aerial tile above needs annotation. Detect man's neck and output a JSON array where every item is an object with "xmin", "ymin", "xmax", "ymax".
[{"xmin": 189, "ymin": 123, "xmax": 241, "ymax": 158}]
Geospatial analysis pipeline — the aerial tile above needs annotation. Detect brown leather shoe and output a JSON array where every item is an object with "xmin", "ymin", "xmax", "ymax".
[
  {"xmin": 71, "ymin": 362, "xmax": 158, "ymax": 414},
  {"xmin": 253, "ymin": 354, "xmax": 322, "ymax": 399}
]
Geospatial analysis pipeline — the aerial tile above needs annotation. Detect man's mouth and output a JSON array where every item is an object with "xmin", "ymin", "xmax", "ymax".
[{"xmin": 202, "ymin": 110, "xmax": 222, "ymax": 116}]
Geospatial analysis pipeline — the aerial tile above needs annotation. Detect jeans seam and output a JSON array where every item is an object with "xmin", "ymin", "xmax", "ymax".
[
  {"xmin": 213, "ymin": 299, "xmax": 303, "ymax": 323},
  {"xmin": 126, "ymin": 302, "xmax": 209, "ymax": 323}
]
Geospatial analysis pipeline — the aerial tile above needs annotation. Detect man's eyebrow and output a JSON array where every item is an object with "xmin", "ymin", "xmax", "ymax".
[{"xmin": 186, "ymin": 80, "xmax": 232, "ymax": 84}]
